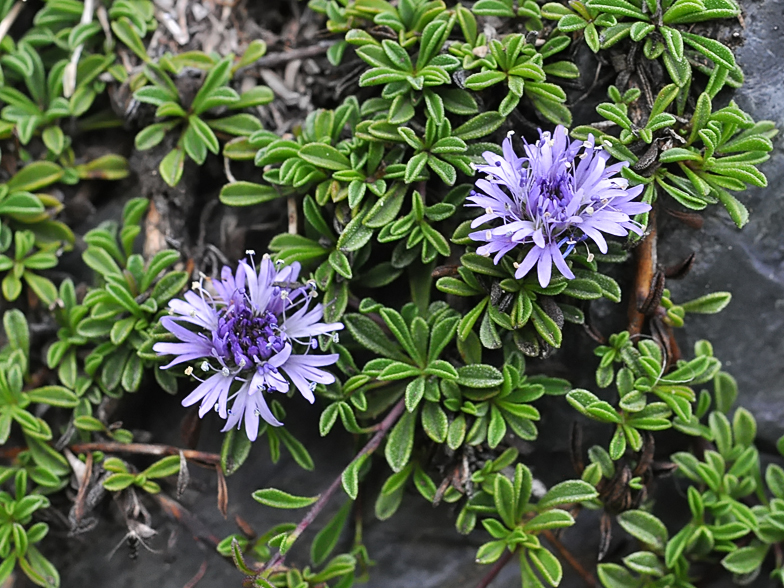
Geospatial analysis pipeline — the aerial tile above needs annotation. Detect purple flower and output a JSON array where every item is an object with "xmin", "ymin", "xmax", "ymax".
[
  {"xmin": 154, "ymin": 255, "xmax": 343, "ymax": 441},
  {"xmin": 467, "ymin": 125, "xmax": 650, "ymax": 287}
]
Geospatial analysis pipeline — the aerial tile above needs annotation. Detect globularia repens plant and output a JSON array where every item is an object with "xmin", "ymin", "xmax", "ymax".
[{"xmin": 0, "ymin": 0, "xmax": 781, "ymax": 586}]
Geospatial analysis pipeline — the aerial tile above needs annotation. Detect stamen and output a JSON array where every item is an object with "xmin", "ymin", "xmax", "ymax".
[
  {"xmin": 184, "ymin": 366, "xmax": 193, "ymax": 376},
  {"xmin": 201, "ymin": 361, "xmax": 210, "ymax": 371}
]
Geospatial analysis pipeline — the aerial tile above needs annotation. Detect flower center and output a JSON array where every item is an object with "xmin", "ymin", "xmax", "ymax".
[{"xmin": 218, "ymin": 305, "xmax": 286, "ymax": 369}]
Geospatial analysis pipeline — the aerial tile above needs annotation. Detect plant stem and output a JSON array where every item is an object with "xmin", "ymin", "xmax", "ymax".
[
  {"xmin": 261, "ymin": 397, "xmax": 406, "ymax": 576},
  {"xmin": 248, "ymin": 40, "xmax": 338, "ymax": 71},
  {"xmin": 69, "ymin": 442, "xmax": 221, "ymax": 466},
  {"xmin": 474, "ymin": 549, "xmax": 515, "ymax": 588},
  {"xmin": 628, "ymin": 207, "xmax": 658, "ymax": 336},
  {"xmin": 0, "ymin": 441, "xmax": 221, "ymax": 466},
  {"xmin": 542, "ymin": 530, "xmax": 596, "ymax": 587},
  {"xmin": 0, "ymin": 1, "xmax": 25, "ymax": 44}
]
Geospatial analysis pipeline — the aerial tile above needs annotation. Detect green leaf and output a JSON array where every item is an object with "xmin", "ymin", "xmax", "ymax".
[
  {"xmin": 189, "ymin": 116, "xmax": 220, "ymax": 154},
  {"xmin": 405, "ymin": 377, "xmax": 426, "ymax": 412},
  {"xmin": 299, "ymin": 143, "xmax": 351, "ymax": 171},
  {"xmin": 587, "ymin": 0, "xmax": 648, "ymax": 19},
  {"xmin": 345, "ymin": 314, "xmax": 406, "ymax": 361},
  {"xmin": 617, "ymin": 510, "xmax": 668, "ymax": 550},
  {"xmin": 336, "ymin": 209, "xmax": 374, "ymax": 252},
  {"xmin": 681, "ymin": 32, "xmax": 736, "ymax": 70},
  {"xmin": 453, "ymin": 112, "xmax": 505, "ymax": 140},
  {"xmin": 142, "ymin": 455, "xmax": 181, "ymax": 479},
  {"xmin": 219, "ymin": 181, "xmax": 281, "ymax": 206},
  {"xmin": 151, "ymin": 271, "xmax": 188, "ymax": 305},
  {"xmin": 328, "ymin": 250, "xmax": 353, "ymax": 280},
  {"xmin": 221, "ymin": 427, "xmax": 252, "ymax": 475},
  {"xmin": 680, "ymin": 292, "xmax": 731, "ymax": 314},
  {"xmin": 457, "ymin": 364, "xmax": 503, "ymax": 388},
  {"xmin": 538, "ymin": 480, "xmax": 598, "ymax": 508},
  {"xmin": 191, "ymin": 57, "xmax": 233, "ymax": 114},
  {"xmin": 421, "ymin": 401, "xmax": 448, "ymax": 442},
  {"xmin": 531, "ymin": 303, "xmax": 562, "ymax": 348},
  {"xmin": 475, "ymin": 540, "xmax": 508, "ymax": 564},
  {"xmin": 528, "ymin": 547, "xmax": 563, "ymax": 587},
  {"xmin": 103, "ymin": 473, "xmax": 136, "ymax": 491},
  {"xmin": 6, "ymin": 161, "xmax": 63, "ymax": 192},
  {"xmin": 385, "ymin": 409, "xmax": 416, "ymax": 472},
  {"xmin": 713, "ymin": 188, "xmax": 749, "ymax": 228},
  {"xmin": 341, "ymin": 454, "xmax": 366, "ymax": 500},
  {"xmin": 311, "ymin": 499, "xmax": 352, "ymax": 566},
  {"xmin": 464, "ymin": 70, "xmax": 506, "ymax": 91},
  {"xmin": 405, "ymin": 152, "xmax": 428, "ymax": 184},
  {"xmin": 3, "ymin": 309, "xmax": 29, "ymax": 363},
  {"xmin": 596, "ymin": 563, "xmax": 639, "ymax": 588},
  {"xmin": 82, "ymin": 247, "xmax": 122, "ymax": 278},
  {"xmin": 112, "ymin": 17, "xmax": 150, "ymax": 62},
  {"xmin": 722, "ymin": 543, "xmax": 768, "ymax": 574},
  {"xmin": 159, "ymin": 147, "xmax": 184, "ymax": 187},
  {"xmin": 252, "ymin": 488, "xmax": 319, "ymax": 509},
  {"xmin": 27, "ymin": 386, "xmax": 78, "ymax": 408},
  {"xmin": 524, "ymin": 510, "xmax": 575, "ymax": 532},
  {"xmin": 733, "ymin": 407, "xmax": 756, "ymax": 447},
  {"xmin": 494, "ymin": 473, "xmax": 517, "ymax": 528}
]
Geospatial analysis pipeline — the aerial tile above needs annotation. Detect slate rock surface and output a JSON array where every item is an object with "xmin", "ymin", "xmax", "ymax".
[{"xmin": 51, "ymin": 1, "xmax": 783, "ymax": 586}]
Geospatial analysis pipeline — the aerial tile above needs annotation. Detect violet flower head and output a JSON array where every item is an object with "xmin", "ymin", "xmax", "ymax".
[
  {"xmin": 467, "ymin": 125, "xmax": 650, "ymax": 287},
  {"xmin": 153, "ymin": 255, "xmax": 343, "ymax": 441}
]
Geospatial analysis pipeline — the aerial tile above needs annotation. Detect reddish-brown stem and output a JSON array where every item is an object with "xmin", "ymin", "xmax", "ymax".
[
  {"xmin": 628, "ymin": 208, "xmax": 658, "ymax": 337},
  {"xmin": 0, "ymin": 441, "xmax": 221, "ymax": 466},
  {"xmin": 250, "ymin": 40, "xmax": 337, "ymax": 69},
  {"xmin": 69, "ymin": 442, "xmax": 221, "ymax": 466},
  {"xmin": 261, "ymin": 397, "xmax": 406, "ymax": 576},
  {"xmin": 542, "ymin": 530, "xmax": 597, "ymax": 587},
  {"xmin": 474, "ymin": 549, "xmax": 515, "ymax": 588},
  {"xmin": 182, "ymin": 560, "xmax": 208, "ymax": 588}
]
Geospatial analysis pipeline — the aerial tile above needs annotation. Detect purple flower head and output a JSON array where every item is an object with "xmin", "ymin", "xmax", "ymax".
[
  {"xmin": 154, "ymin": 254, "xmax": 343, "ymax": 441},
  {"xmin": 467, "ymin": 125, "xmax": 650, "ymax": 287}
]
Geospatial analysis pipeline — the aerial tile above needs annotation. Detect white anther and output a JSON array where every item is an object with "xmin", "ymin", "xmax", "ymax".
[{"xmin": 184, "ymin": 366, "xmax": 193, "ymax": 376}]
